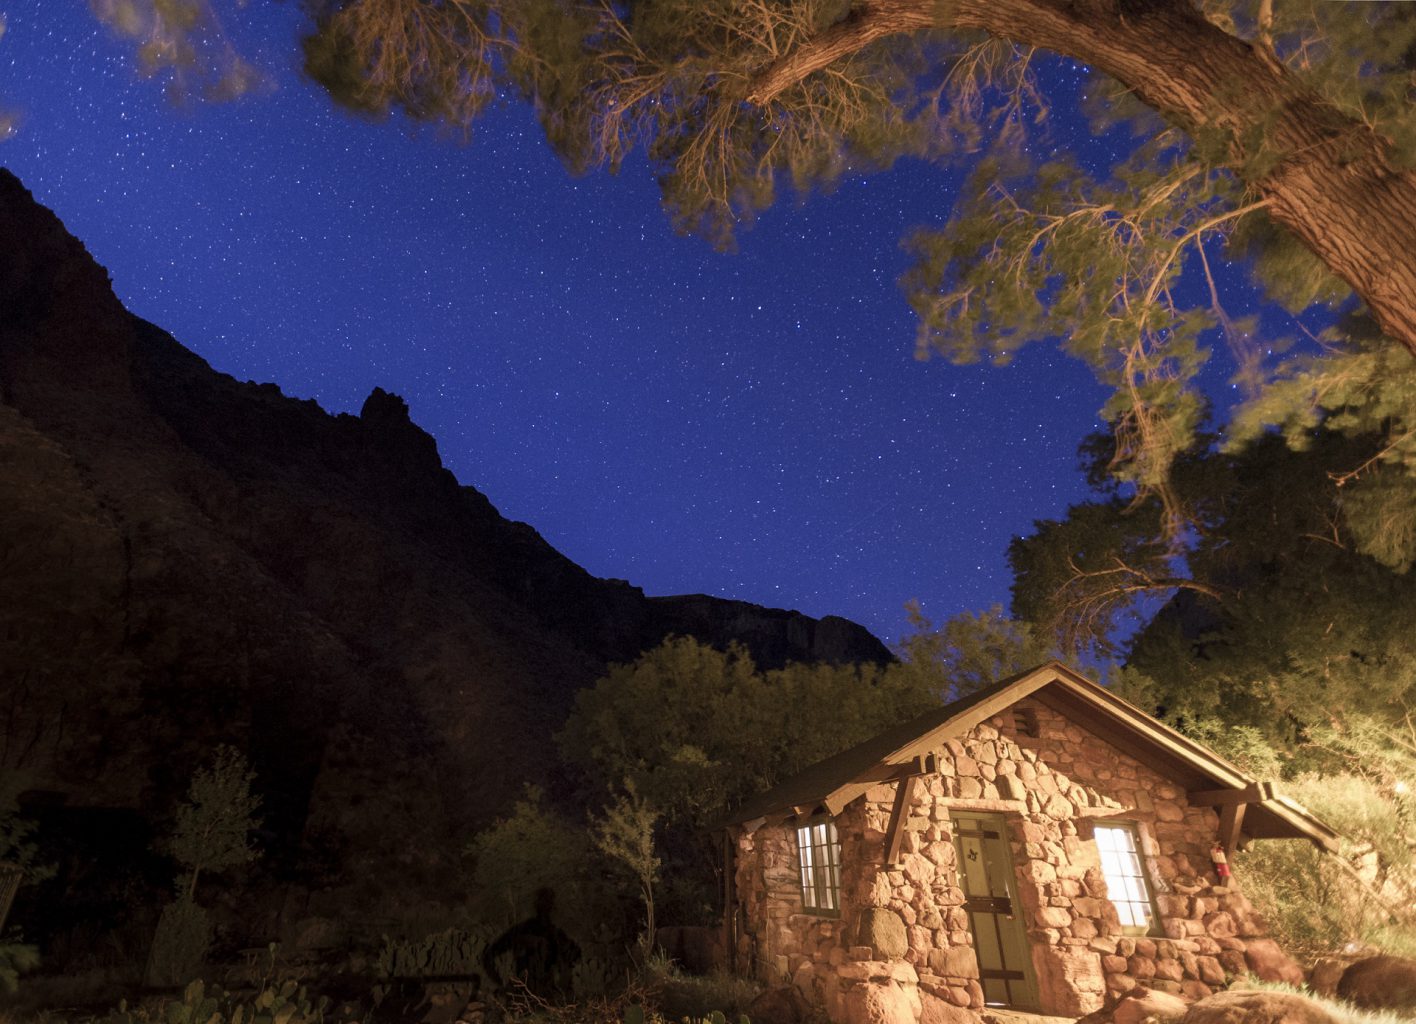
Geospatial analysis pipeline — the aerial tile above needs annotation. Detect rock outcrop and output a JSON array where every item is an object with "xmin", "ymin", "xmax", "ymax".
[
  {"xmin": 0, "ymin": 168, "xmax": 889, "ymax": 946},
  {"xmin": 1337, "ymin": 954, "xmax": 1416, "ymax": 1013}
]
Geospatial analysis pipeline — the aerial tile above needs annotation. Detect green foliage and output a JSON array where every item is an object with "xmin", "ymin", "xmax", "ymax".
[
  {"xmin": 144, "ymin": 898, "xmax": 212, "ymax": 989},
  {"xmin": 1220, "ymin": 717, "xmax": 1416, "ymax": 959},
  {"xmin": 1014, "ymin": 430, "xmax": 1416, "ymax": 738},
  {"xmin": 646, "ymin": 960, "xmax": 761, "ymax": 1023},
  {"xmin": 89, "ymin": 0, "xmax": 266, "ymax": 102},
  {"xmin": 376, "ymin": 927, "xmax": 491, "ymax": 979},
  {"xmin": 1237, "ymin": 773, "xmax": 1414, "ymax": 958},
  {"xmin": 1174, "ymin": 716, "xmax": 1283, "ymax": 779},
  {"xmin": 465, "ymin": 786, "xmax": 596, "ymax": 924},
  {"xmin": 591, "ymin": 781, "xmax": 661, "ymax": 953},
  {"xmin": 168, "ymin": 745, "xmax": 262, "ymax": 901},
  {"xmin": 558, "ymin": 636, "xmax": 938, "ymax": 833},
  {"xmin": 0, "ymin": 940, "xmax": 39, "ymax": 993},
  {"xmin": 0, "ymin": 769, "xmax": 55, "ymax": 897},
  {"xmin": 896, "ymin": 602, "xmax": 1054, "ymax": 699},
  {"xmin": 904, "ymin": 150, "xmax": 1229, "ymax": 500},
  {"xmin": 1227, "ymin": 324, "xmax": 1416, "ymax": 573},
  {"xmin": 558, "ymin": 636, "xmax": 940, "ymax": 924},
  {"xmin": 464, "ymin": 787, "xmax": 630, "ymax": 961},
  {"xmin": 98, "ymin": 976, "xmax": 330, "ymax": 1024}
]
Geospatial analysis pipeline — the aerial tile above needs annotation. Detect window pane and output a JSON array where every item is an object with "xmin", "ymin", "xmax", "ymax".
[
  {"xmin": 1095, "ymin": 826, "xmax": 1154, "ymax": 935},
  {"xmin": 797, "ymin": 820, "xmax": 842, "ymax": 914}
]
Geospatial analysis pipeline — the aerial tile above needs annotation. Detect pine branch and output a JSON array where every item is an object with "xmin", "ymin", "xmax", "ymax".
[{"xmin": 744, "ymin": 0, "xmax": 939, "ymax": 106}]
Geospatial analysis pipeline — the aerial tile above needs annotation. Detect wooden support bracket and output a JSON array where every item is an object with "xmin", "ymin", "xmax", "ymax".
[
  {"xmin": 884, "ymin": 775, "xmax": 917, "ymax": 866},
  {"xmin": 1217, "ymin": 801, "xmax": 1248, "ymax": 854}
]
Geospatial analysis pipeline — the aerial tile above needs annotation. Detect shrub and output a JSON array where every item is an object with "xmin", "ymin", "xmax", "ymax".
[
  {"xmin": 0, "ymin": 939, "xmax": 39, "ymax": 993},
  {"xmin": 1236, "ymin": 769, "xmax": 1416, "ymax": 958},
  {"xmin": 376, "ymin": 927, "xmax": 492, "ymax": 979},
  {"xmin": 94, "ymin": 977, "xmax": 329, "ymax": 1024}
]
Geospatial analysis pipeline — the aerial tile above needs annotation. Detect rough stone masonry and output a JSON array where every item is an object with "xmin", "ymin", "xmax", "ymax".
[{"xmin": 731, "ymin": 701, "xmax": 1304, "ymax": 1024}]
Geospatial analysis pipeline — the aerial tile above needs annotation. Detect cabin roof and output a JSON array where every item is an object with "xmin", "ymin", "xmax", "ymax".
[{"xmin": 724, "ymin": 661, "xmax": 1338, "ymax": 851}]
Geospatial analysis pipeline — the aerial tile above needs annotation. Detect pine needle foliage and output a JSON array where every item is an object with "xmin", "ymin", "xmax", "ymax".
[{"xmin": 86, "ymin": 1, "xmax": 1416, "ymax": 562}]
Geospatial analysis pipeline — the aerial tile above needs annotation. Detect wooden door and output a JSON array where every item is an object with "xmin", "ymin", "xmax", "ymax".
[{"xmin": 951, "ymin": 812, "xmax": 1039, "ymax": 1009}]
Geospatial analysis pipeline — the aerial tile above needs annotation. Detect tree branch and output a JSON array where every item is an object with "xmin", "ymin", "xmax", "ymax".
[{"xmin": 745, "ymin": 0, "xmax": 939, "ymax": 106}]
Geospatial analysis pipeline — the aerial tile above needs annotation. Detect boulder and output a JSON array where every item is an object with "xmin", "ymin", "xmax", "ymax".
[
  {"xmin": 1034, "ymin": 945, "xmax": 1107, "ymax": 1016},
  {"xmin": 927, "ymin": 944, "xmax": 980, "ymax": 979},
  {"xmin": 843, "ymin": 981, "xmax": 917, "ymax": 1024},
  {"xmin": 1306, "ymin": 957, "xmax": 1346, "ymax": 997},
  {"xmin": 1242, "ymin": 939, "xmax": 1305, "ymax": 986},
  {"xmin": 1336, "ymin": 954, "xmax": 1416, "ymax": 1012},
  {"xmin": 656, "ymin": 925, "xmax": 725, "ymax": 974},
  {"xmin": 1112, "ymin": 987, "xmax": 1190, "ymax": 1024},
  {"xmin": 1179, "ymin": 990, "xmax": 1338, "ymax": 1024},
  {"xmin": 746, "ymin": 985, "xmax": 812, "ymax": 1024},
  {"xmin": 918, "ymin": 990, "xmax": 982, "ymax": 1024},
  {"xmin": 288, "ymin": 915, "xmax": 344, "ymax": 951},
  {"xmin": 856, "ymin": 907, "xmax": 910, "ymax": 961}
]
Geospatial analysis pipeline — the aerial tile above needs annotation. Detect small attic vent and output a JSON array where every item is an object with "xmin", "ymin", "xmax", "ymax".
[{"xmin": 1013, "ymin": 706, "xmax": 1040, "ymax": 738}]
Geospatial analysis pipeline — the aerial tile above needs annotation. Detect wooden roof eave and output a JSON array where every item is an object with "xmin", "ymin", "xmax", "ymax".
[
  {"xmin": 815, "ymin": 664, "xmax": 1069, "ymax": 814},
  {"xmin": 723, "ymin": 661, "xmax": 1340, "ymax": 854},
  {"xmin": 813, "ymin": 661, "xmax": 1255, "ymax": 817},
  {"xmin": 1189, "ymin": 782, "xmax": 1341, "ymax": 852}
]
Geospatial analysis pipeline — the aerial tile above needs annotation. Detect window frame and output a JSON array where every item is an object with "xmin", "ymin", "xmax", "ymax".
[
  {"xmin": 794, "ymin": 816, "xmax": 843, "ymax": 917},
  {"xmin": 1092, "ymin": 820, "xmax": 1163, "ymax": 937}
]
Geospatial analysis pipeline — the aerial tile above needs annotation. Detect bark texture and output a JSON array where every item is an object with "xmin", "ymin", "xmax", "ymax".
[{"xmin": 747, "ymin": 0, "xmax": 1416, "ymax": 358}]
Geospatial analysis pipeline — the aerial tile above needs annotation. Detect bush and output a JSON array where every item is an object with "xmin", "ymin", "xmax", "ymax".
[
  {"xmin": 376, "ymin": 927, "xmax": 492, "ymax": 979},
  {"xmin": 93, "ymin": 977, "xmax": 329, "ymax": 1024},
  {"xmin": 0, "ymin": 939, "xmax": 39, "ymax": 993},
  {"xmin": 465, "ymin": 788, "xmax": 629, "ymax": 959},
  {"xmin": 1236, "ymin": 769, "xmax": 1416, "ymax": 958}
]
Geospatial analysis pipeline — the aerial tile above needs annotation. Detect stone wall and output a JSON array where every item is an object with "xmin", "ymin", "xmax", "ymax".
[{"xmin": 732, "ymin": 700, "xmax": 1303, "ymax": 1024}]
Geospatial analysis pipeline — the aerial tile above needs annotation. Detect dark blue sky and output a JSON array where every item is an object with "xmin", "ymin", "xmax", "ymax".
[{"xmin": 1, "ymin": 5, "xmax": 1127, "ymax": 644}]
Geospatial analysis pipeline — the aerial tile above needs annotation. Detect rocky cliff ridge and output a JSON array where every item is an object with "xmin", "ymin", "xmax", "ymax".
[{"xmin": 0, "ymin": 168, "xmax": 889, "ymax": 936}]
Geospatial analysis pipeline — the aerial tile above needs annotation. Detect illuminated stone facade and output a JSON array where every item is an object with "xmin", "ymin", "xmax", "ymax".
[{"xmin": 730, "ymin": 700, "xmax": 1304, "ymax": 1024}]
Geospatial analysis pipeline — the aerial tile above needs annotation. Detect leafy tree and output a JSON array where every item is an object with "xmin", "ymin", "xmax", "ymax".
[
  {"xmin": 466, "ymin": 786, "xmax": 598, "ymax": 926},
  {"xmin": 896, "ymin": 601, "xmax": 1056, "ymax": 699},
  {"xmin": 557, "ymin": 636, "xmax": 938, "ymax": 833},
  {"xmin": 168, "ymin": 744, "xmax": 262, "ymax": 901},
  {"xmin": 590, "ymin": 780, "xmax": 660, "ymax": 955},
  {"xmin": 88, "ymin": 1, "xmax": 1416, "ymax": 533},
  {"xmin": 557, "ymin": 635, "xmax": 941, "ymax": 920},
  {"xmin": 146, "ymin": 746, "xmax": 261, "ymax": 987},
  {"xmin": 1011, "ymin": 428, "xmax": 1416, "ymax": 742}
]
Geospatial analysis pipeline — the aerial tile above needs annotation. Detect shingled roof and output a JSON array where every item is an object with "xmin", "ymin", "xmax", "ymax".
[{"xmin": 725, "ymin": 661, "xmax": 1338, "ymax": 851}]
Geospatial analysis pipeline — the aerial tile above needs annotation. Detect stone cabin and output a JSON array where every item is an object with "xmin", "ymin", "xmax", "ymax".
[{"xmin": 722, "ymin": 662, "xmax": 1338, "ymax": 1024}]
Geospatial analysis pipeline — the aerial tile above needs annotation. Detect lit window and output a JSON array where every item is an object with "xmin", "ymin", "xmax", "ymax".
[
  {"xmin": 1094, "ymin": 824, "xmax": 1158, "ymax": 935},
  {"xmin": 796, "ymin": 819, "xmax": 842, "ymax": 915}
]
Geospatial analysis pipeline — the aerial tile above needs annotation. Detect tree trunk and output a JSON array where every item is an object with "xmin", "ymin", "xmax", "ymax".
[{"xmin": 750, "ymin": 0, "xmax": 1416, "ymax": 357}]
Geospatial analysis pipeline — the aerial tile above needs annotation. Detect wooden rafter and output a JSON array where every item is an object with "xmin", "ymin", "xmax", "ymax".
[{"xmin": 1188, "ymin": 782, "xmax": 1272, "ymax": 806}]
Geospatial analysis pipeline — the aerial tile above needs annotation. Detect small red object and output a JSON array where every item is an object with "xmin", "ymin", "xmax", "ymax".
[{"xmin": 1211, "ymin": 843, "xmax": 1231, "ymax": 880}]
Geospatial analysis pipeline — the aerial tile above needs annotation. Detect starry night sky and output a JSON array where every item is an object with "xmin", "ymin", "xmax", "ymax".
[{"xmin": 1, "ymin": 5, "xmax": 1136, "ymax": 645}]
